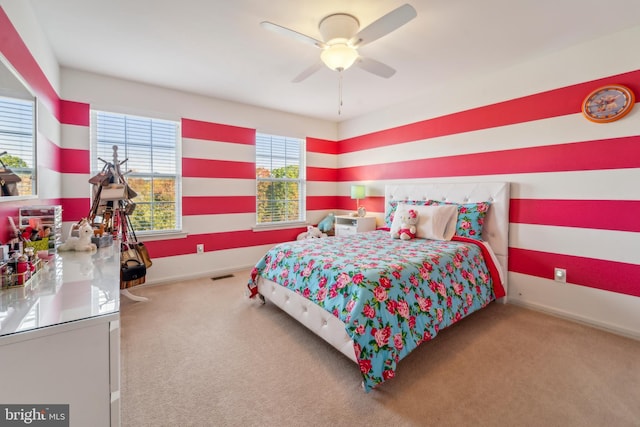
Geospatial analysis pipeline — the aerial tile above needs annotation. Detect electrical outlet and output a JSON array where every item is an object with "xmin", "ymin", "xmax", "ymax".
[
  {"xmin": 196, "ymin": 244, "xmax": 204, "ymax": 254},
  {"xmin": 554, "ymin": 267, "xmax": 566, "ymax": 283}
]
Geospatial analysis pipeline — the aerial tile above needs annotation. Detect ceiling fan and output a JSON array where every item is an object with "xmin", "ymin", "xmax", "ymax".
[{"xmin": 261, "ymin": 3, "xmax": 417, "ymax": 83}]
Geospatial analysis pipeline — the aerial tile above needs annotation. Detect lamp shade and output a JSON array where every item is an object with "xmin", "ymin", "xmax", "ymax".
[
  {"xmin": 350, "ymin": 185, "xmax": 366, "ymax": 200},
  {"xmin": 321, "ymin": 44, "xmax": 359, "ymax": 71}
]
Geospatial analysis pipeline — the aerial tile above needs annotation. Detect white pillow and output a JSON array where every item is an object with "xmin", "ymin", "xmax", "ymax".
[{"xmin": 412, "ymin": 204, "xmax": 459, "ymax": 241}]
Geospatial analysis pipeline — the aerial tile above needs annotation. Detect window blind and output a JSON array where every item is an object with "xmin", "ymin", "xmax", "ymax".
[
  {"xmin": 0, "ymin": 96, "xmax": 35, "ymax": 196},
  {"xmin": 255, "ymin": 133, "xmax": 305, "ymax": 224},
  {"xmin": 92, "ymin": 111, "xmax": 180, "ymax": 232},
  {"xmin": 0, "ymin": 97, "xmax": 35, "ymax": 166}
]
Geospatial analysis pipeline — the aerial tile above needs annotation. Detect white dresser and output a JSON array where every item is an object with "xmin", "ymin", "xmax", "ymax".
[{"xmin": 0, "ymin": 246, "xmax": 121, "ymax": 426}]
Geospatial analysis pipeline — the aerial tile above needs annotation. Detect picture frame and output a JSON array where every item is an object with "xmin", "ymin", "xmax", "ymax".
[{"xmin": 582, "ymin": 84, "xmax": 635, "ymax": 123}]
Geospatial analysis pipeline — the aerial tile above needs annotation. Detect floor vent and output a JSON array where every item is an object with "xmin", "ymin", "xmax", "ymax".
[{"xmin": 211, "ymin": 274, "xmax": 234, "ymax": 281}]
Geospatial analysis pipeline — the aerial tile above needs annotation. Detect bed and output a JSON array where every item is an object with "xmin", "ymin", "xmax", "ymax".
[{"xmin": 247, "ymin": 182, "xmax": 510, "ymax": 391}]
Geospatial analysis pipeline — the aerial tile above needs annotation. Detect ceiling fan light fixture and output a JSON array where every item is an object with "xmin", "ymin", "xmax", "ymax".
[
  {"xmin": 261, "ymin": 4, "xmax": 417, "ymax": 85},
  {"xmin": 320, "ymin": 43, "xmax": 358, "ymax": 71}
]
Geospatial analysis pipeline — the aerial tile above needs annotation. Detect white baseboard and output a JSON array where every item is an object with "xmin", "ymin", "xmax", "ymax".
[
  {"xmin": 136, "ymin": 264, "xmax": 254, "ymax": 289},
  {"xmin": 508, "ymin": 272, "xmax": 640, "ymax": 341},
  {"xmin": 507, "ymin": 299, "xmax": 640, "ymax": 341}
]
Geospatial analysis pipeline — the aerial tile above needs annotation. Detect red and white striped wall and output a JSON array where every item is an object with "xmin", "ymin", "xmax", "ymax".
[
  {"xmin": 334, "ymin": 70, "xmax": 640, "ymax": 299},
  {"xmin": 2, "ymin": 4, "xmax": 638, "ymax": 337},
  {"xmin": 0, "ymin": 5, "xmax": 63, "ymax": 240},
  {"xmin": 334, "ymin": 55, "xmax": 640, "ymax": 336}
]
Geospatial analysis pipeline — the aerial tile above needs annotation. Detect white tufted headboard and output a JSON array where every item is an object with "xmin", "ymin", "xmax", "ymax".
[{"xmin": 385, "ymin": 182, "xmax": 510, "ymax": 295}]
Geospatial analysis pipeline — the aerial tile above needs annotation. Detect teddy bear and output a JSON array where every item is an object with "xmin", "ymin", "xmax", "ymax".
[
  {"xmin": 297, "ymin": 225, "xmax": 327, "ymax": 240},
  {"xmin": 58, "ymin": 219, "xmax": 98, "ymax": 252},
  {"xmin": 394, "ymin": 209, "xmax": 419, "ymax": 240}
]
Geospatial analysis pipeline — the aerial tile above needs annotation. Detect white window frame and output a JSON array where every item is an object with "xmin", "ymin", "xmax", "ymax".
[
  {"xmin": 90, "ymin": 110, "xmax": 182, "ymax": 235},
  {"xmin": 0, "ymin": 95, "xmax": 36, "ymax": 198},
  {"xmin": 255, "ymin": 132, "xmax": 306, "ymax": 227}
]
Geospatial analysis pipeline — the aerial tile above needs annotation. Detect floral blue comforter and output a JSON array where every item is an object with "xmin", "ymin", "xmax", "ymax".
[{"xmin": 248, "ymin": 230, "xmax": 499, "ymax": 391}]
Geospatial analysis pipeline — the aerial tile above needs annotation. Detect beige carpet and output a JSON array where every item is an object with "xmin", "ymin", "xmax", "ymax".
[{"xmin": 120, "ymin": 271, "xmax": 640, "ymax": 427}]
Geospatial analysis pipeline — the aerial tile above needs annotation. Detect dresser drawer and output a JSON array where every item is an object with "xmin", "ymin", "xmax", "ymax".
[{"xmin": 335, "ymin": 224, "xmax": 357, "ymax": 235}]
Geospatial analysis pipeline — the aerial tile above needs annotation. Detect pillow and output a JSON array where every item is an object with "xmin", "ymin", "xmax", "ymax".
[
  {"xmin": 385, "ymin": 199, "xmax": 433, "ymax": 228},
  {"xmin": 390, "ymin": 203, "xmax": 458, "ymax": 241},
  {"xmin": 411, "ymin": 204, "xmax": 459, "ymax": 241},
  {"xmin": 432, "ymin": 200, "xmax": 491, "ymax": 240}
]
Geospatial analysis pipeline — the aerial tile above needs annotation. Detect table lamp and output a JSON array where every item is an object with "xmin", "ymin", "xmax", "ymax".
[{"xmin": 350, "ymin": 184, "xmax": 366, "ymax": 217}]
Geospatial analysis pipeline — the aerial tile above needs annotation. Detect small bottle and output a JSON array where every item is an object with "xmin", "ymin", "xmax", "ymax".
[
  {"xmin": 17, "ymin": 255, "xmax": 29, "ymax": 285},
  {"xmin": 24, "ymin": 246, "xmax": 34, "ymax": 262}
]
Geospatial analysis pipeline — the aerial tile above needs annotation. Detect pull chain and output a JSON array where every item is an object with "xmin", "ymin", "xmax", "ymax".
[{"xmin": 338, "ymin": 69, "xmax": 343, "ymax": 115}]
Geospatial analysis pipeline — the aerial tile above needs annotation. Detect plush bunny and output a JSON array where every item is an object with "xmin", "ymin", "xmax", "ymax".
[{"xmin": 58, "ymin": 219, "xmax": 97, "ymax": 252}]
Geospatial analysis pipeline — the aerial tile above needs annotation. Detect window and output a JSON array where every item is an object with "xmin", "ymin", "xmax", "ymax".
[
  {"xmin": 255, "ymin": 133, "xmax": 305, "ymax": 225},
  {"xmin": 91, "ymin": 111, "xmax": 180, "ymax": 233},
  {"xmin": 0, "ymin": 96, "xmax": 35, "ymax": 197}
]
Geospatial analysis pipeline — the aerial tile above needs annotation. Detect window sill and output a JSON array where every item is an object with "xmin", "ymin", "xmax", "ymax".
[
  {"xmin": 137, "ymin": 230, "xmax": 187, "ymax": 242},
  {"xmin": 252, "ymin": 221, "xmax": 307, "ymax": 232},
  {"xmin": 0, "ymin": 195, "xmax": 38, "ymax": 203}
]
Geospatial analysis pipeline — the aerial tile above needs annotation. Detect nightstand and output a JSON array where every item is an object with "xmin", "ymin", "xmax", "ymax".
[{"xmin": 334, "ymin": 215, "xmax": 376, "ymax": 236}]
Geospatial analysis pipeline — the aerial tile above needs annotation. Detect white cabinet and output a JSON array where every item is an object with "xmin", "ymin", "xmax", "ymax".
[
  {"xmin": 0, "ymin": 317, "xmax": 119, "ymax": 426},
  {"xmin": 0, "ymin": 247, "xmax": 120, "ymax": 426},
  {"xmin": 334, "ymin": 215, "xmax": 376, "ymax": 236}
]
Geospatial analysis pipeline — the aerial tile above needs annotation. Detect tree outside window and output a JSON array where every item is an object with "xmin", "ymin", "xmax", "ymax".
[
  {"xmin": 256, "ymin": 133, "xmax": 305, "ymax": 224},
  {"xmin": 91, "ymin": 111, "xmax": 180, "ymax": 233}
]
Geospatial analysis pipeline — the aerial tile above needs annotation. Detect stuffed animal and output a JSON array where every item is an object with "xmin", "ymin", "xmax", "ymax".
[
  {"xmin": 58, "ymin": 219, "xmax": 97, "ymax": 252},
  {"xmin": 297, "ymin": 225, "xmax": 327, "ymax": 240},
  {"xmin": 317, "ymin": 213, "xmax": 335, "ymax": 233},
  {"xmin": 394, "ymin": 209, "xmax": 419, "ymax": 240}
]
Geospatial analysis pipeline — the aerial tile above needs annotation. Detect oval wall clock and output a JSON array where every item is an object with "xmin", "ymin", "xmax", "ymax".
[{"xmin": 582, "ymin": 84, "xmax": 635, "ymax": 123}]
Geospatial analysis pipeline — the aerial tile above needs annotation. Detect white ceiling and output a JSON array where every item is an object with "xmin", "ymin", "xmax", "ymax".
[{"xmin": 27, "ymin": 0, "xmax": 640, "ymax": 122}]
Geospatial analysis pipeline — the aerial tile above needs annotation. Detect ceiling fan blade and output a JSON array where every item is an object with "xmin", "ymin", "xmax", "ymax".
[
  {"xmin": 292, "ymin": 62, "xmax": 324, "ymax": 83},
  {"xmin": 355, "ymin": 57, "xmax": 396, "ymax": 79},
  {"xmin": 260, "ymin": 21, "xmax": 325, "ymax": 48},
  {"xmin": 350, "ymin": 4, "xmax": 417, "ymax": 47}
]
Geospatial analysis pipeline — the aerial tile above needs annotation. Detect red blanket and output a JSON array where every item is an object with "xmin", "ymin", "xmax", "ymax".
[{"xmin": 452, "ymin": 236, "xmax": 505, "ymax": 299}]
